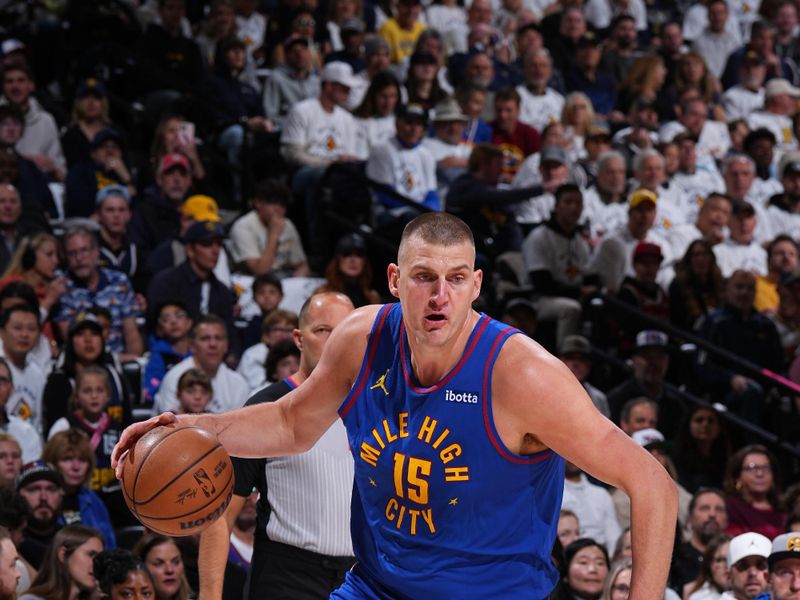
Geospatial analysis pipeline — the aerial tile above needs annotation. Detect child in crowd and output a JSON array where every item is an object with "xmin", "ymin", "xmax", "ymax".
[
  {"xmin": 241, "ymin": 274, "xmax": 284, "ymax": 349},
  {"xmin": 143, "ymin": 301, "xmax": 194, "ymax": 403},
  {"xmin": 264, "ymin": 339, "xmax": 301, "ymax": 386},
  {"xmin": 237, "ymin": 309, "xmax": 298, "ymax": 389},
  {"xmin": 176, "ymin": 368, "xmax": 213, "ymax": 414}
]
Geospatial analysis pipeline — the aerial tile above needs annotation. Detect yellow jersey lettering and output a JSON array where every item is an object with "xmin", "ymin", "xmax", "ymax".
[
  {"xmin": 406, "ymin": 457, "xmax": 431, "ymax": 504},
  {"xmin": 417, "ymin": 416, "xmax": 437, "ymax": 443},
  {"xmin": 360, "ymin": 441, "xmax": 381, "ymax": 467},
  {"xmin": 439, "ymin": 443, "xmax": 461, "ymax": 464},
  {"xmin": 371, "ymin": 428, "xmax": 386, "ymax": 449},
  {"xmin": 421, "ymin": 508, "xmax": 436, "ymax": 534},
  {"xmin": 393, "ymin": 452, "xmax": 406, "ymax": 498},
  {"xmin": 386, "ymin": 497, "xmax": 398, "ymax": 521},
  {"xmin": 408, "ymin": 508, "xmax": 420, "ymax": 535},
  {"xmin": 431, "ymin": 428, "xmax": 451, "ymax": 450},
  {"xmin": 444, "ymin": 466, "xmax": 470, "ymax": 482},
  {"xmin": 382, "ymin": 419, "xmax": 398, "ymax": 443},
  {"xmin": 398, "ymin": 412, "xmax": 409, "ymax": 438}
]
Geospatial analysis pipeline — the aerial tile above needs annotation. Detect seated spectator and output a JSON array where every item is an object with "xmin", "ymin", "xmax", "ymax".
[
  {"xmin": 569, "ymin": 125, "xmax": 611, "ymax": 190},
  {"xmin": 617, "ymin": 242, "xmax": 670, "ymax": 351},
  {"xmin": 765, "ymin": 532, "xmax": 800, "ymax": 599},
  {"xmin": 154, "ymin": 315, "xmax": 249, "ymax": 415},
  {"xmin": 0, "ymin": 357, "xmax": 39, "ymax": 464},
  {"xmin": 237, "ymin": 309, "xmax": 298, "ymax": 390},
  {"xmin": 194, "ymin": 0, "xmax": 237, "ymax": 68},
  {"xmin": 229, "ymin": 179, "xmax": 309, "ymax": 278},
  {"xmin": 551, "ymin": 539, "xmax": 610, "ymax": 600},
  {"xmin": 0, "ymin": 433, "xmax": 23, "ymax": 488},
  {"xmin": 455, "ymin": 83, "xmax": 492, "ymax": 146},
  {"xmin": 16, "ymin": 461, "xmax": 68, "ymax": 568},
  {"xmin": 668, "ymin": 239, "xmax": 726, "ymax": 331},
  {"xmin": 691, "ymin": 0, "xmax": 739, "ymax": 79},
  {"xmin": 670, "ymin": 138, "xmax": 726, "ymax": 222},
  {"xmin": 557, "ymin": 509, "xmax": 581, "ymax": 550},
  {"xmin": 607, "ymin": 330, "xmax": 687, "ymax": 438},
  {"xmin": 143, "ymin": 301, "xmax": 193, "ymax": 403},
  {"xmin": 744, "ymin": 129, "xmax": 781, "ymax": 202},
  {"xmin": 264, "ymin": 338, "xmax": 301, "ymax": 385},
  {"xmin": 176, "ymin": 368, "xmax": 212, "ymax": 414},
  {"xmin": 771, "ymin": 271, "xmax": 800, "ymax": 360},
  {"xmin": 560, "ymin": 92, "xmax": 594, "ymax": 161},
  {"xmin": 722, "ymin": 51, "xmax": 767, "ymax": 122},
  {"xmin": 43, "ymin": 314, "xmax": 131, "ymax": 435},
  {"xmin": 674, "ymin": 489, "xmax": 729, "ymax": 592},
  {"xmin": 521, "ymin": 183, "xmax": 596, "ymax": 346},
  {"xmin": 94, "ymin": 185, "xmax": 147, "ymax": 293},
  {"xmin": 564, "ymin": 34, "xmax": 616, "ymax": 119},
  {"xmin": 755, "ymin": 235, "xmax": 798, "ymax": 316},
  {"xmin": 41, "ymin": 429, "xmax": 116, "ymax": 547},
  {"xmin": 490, "ymin": 87, "xmax": 541, "ymax": 181},
  {"xmin": 404, "ymin": 51, "xmax": 448, "ymax": 112},
  {"xmin": 55, "ymin": 226, "xmax": 143, "ymax": 357},
  {"xmin": 680, "ymin": 531, "xmax": 731, "ymax": 600},
  {"xmin": 672, "ymin": 406, "xmax": 732, "ymax": 493},
  {"xmin": 0, "ymin": 305, "xmax": 44, "ymax": 434},
  {"xmin": 240, "ymin": 274, "xmax": 284, "ymax": 350},
  {"xmin": 659, "ymin": 97, "xmax": 731, "ymax": 171},
  {"xmin": 721, "ymin": 18, "xmax": 793, "ymax": 87},
  {"xmin": 745, "ymin": 79, "xmax": 799, "ymax": 154},
  {"xmin": 378, "ymin": 0, "xmax": 426, "ymax": 66},
  {"xmin": 347, "ymin": 38, "xmax": 392, "ymax": 111},
  {"xmin": 367, "ymin": 103, "xmax": 439, "ymax": 221},
  {"xmin": 326, "ymin": 17, "xmax": 367, "ymax": 71},
  {"xmin": 0, "ymin": 148, "xmax": 55, "ymax": 224},
  {"xmin": 64, "ymin": 128, "xmax": 135, "ymax": 218},
  {"xmin": 615, "ymin": 55, "xmax": 669, "ymax": 121},
  {"xmin": 546, "ymin": 6, "xmax": 588, "ymax": 75},
  {"xmin": 60, "ymin": 78, "xmax": 111, "ymax": 169},
  {"xmin": 93, "ymin": 549, "xmax": 157, "ymax": 600},
  {"xmin": 558, "ymin": 335, "xmax": 609, "ymax": 417},
  {"xmin": 695, "ymin": 270, "xmax": 784, "ymax": 425},
  {"xmin": 319, "ymin": 233, "xmax": 381, "ymax": 308},
  {"xmin": 148, "ymin": 114, "xmax": 206, "ymax": 185},
  {"xmin": 667, "ymin": 191, "xmax": 732, "ymax": 276},
  {"xmin": 764, "ymin": 152, "xmax": 800, "ymax": 240},
  {"xmin": 618, "ymin": 398, "xmax": 659, "ymax": 436},
  {"xmin": 581, "ymin": 150, "xmax": 628, "ymax": 242},
  {"xmin": 147, "ymin": 221, "xmax": 236, "ymax": 346},
  {"xmin": 713, "ymin": 202, "xmax": 768, "ymax": 278},
  {"xmin": 263, "ymin": 34, "xmax": 321, "ymax": 128},
  {"xmin": 133, "ymin": 534, "xmax": 192, "ymax": 600},
  {"xmin": 352, "ymin": 72, "xmax": 401, "ymax": 155},
  {"xmin": 516, "ymin": 49, "xmax": 565, "ymax": 133},
  {"xmin": 1, "ymin": 61, "xmax": 65, "ymax": 182},
  {"xmin": 0, "ymin": 184, "xmax": 43, "ymax": 275},
  {"xmin": 724, "ymin": 445, "xmax": 787, "ymax": 540},
  {"xmin": 422, "ymin": 98, "xmax": 471, "ymax": 197},
  {"xmin": 724, "ymin": 532, "xmax": 772, "ymax": 600},
  {"xmin": 513, "ymin": 146, "xmax": 571, "ymax": 226},
  {"xmin": 561, "ymin": 462, "xmax": 621, "ymax": 555}
]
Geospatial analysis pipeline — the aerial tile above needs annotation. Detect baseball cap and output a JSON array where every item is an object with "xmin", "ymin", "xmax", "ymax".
[
  {"xmin": 633, "ymin": 329, "xmax": 669, "ymax": 353},
  {"xmin": 283, "ymin": 33, "xmax": 309, "ymax": 49},
  {"xmin": 95, "ymin": 184, "xmax": 130, "ymax": 206},
  {"xmin": 0, "ymin": 39, "xmax": 24, "ymax": 57},
  {"xmin": 182, "ymin": 195, "xmax": 220, "ymax": 223},
  {"xmin": 158, "ymin": 153, "xmax": 191, "ymax": 175},
  {"xmin": 769, "ymin": 533, "xmax": 800, "ymax": 569},
  {"xmin": 396, "ymin": 103, "xmax": 429, "ymax": 124},
  {"xmin": 68, "ymin": 313, "xmax": 104, "ymax": 336},
  {"xmin": 731, "ymin": 200, "xmax": 756, "ymax": 217},
  {"xmin": 340, "ymin": 17, "xmax": 365, "ymax": 33},
  {"xmin": 742, "ymin": 50, "xmax": 764, "ymax": 66},
  {"xmin": 76, "ymin": 77, "xmax": 108, "ymax": 98},
  {"xmin": 183, "ymin": 220, "xmax": 226, "ymax": 244},
  {"xmin": 559, "ymin": 334, "xmax": 591, "ymax": 357},
  {"xmin": 779, "ymin": 151, "xmax": 800, "ymax": 178},
  {"xmin": 540, "ymin": 145, "xmax": 569, "ymax": 165},
  {"xmin": 765, "ymin": 78, "xmax": 800, "ymax": 99},
  {"xmin": 335, "ymin": 232, "xmax": 367, "ymax": 255},
  {"xmin": 629, "ymin": 188, "xmax": 658, "ymax": 210},
  {"xmin": 321, "ymin": 61, "xmax": 358, "ymax": 89},
  {"xmin": 729, "ymin": 532, "xmax": 772, "ymax": 567},
  {"xmin": 17, "ymin": 460, "xmax": 63, "ymax": 490},
  {"xmin": 631, "ymin": 428, "xmax": 667, "ymax": 451},
  {"xmin": 91, "ymin": 127, "xmax": 123, "ymax": 150},
  {"xmin": 633, "ymin": 241, "xmax": 664, "ymax": 262}
]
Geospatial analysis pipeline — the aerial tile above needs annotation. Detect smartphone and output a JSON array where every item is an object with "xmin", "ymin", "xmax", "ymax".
[{"xmin": 177, "ymin": 121, "xmax": 195, "ymax": 148}]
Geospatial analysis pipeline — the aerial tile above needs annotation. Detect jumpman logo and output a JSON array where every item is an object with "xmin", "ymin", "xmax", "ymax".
[{"xmin": 370, "ymin": 369, "xmax": 390, "ymax": 396}]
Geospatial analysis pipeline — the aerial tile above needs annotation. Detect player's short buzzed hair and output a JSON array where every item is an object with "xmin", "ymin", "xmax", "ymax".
[{"xmin": 399, "ymin": 213, "xmax": 475, "ymax": 256}]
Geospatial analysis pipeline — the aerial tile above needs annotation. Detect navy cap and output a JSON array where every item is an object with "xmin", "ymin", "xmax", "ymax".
[
  {"xmin": 91, "ymin": 127, "xmax": 123, "ymax": 150},
  {"xmin": 17, "ymin": 460, "xmax": 63, "ymax": 490},
  {"xmin": 76, "ymin": 78, "xmax": 107, "ymax": 98},
  {"xmin": 69, "ymin": 313, "xmax": 104, "ymax": 336},
  {"xmin": 183, "ymin": 220, "xmax": 226, "ymax": 244},
  {"xmin": 335, "ymin": 232, "xmax": 367, "ymax": 255},
  {"xmin": 396, "ymin": 103, "xmax": 429, "ymax": 123}
]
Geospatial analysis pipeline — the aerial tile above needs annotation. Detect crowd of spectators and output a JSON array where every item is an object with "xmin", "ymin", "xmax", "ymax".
[{"xmin": 0, "ymin": 0, "xmax": 795, "ymax": 597}]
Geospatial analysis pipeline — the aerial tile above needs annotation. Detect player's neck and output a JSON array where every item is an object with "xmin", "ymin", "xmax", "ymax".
[{"xmin": 407, "ymin": 311, "xmax": 480, "ymax": 387}]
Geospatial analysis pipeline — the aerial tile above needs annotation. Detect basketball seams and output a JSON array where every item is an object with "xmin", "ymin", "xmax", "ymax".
[
  {"xmin": 134, "ymin": 443, "xmax": 224, "ymax": 506},
  {"xmin": 130, "ymin": 425, "xmax": 194, "ymax": 510},
  {"xmin": 136, "ymin": 468, "xmax": 234, "ymax": 521}
]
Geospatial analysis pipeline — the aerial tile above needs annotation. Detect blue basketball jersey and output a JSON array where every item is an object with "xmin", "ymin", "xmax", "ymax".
[{"xmin": 338, "ymin": 303, "xmax": 565, "ymax": 599}]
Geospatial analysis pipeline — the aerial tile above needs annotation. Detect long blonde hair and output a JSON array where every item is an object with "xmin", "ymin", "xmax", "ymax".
[
  {"xmin": 2, "ymin": 232, "xmax": 57, "ymax": 278},
  {"xmin": 619, "ymin": 55, "xmax": 666, "ymax": 99}
]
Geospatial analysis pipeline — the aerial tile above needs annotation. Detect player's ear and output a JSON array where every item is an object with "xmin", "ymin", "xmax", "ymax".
[
  {"xmin": 472, "ymin": 269, "xmax": 483, "ymax": 301},
  {"xmin": 293, "ymin": 328, "xmax": 303, "ymax": 352},
  {"xmin": 387, "ymin": 263, "xmax": 400, "ymax": 298}
]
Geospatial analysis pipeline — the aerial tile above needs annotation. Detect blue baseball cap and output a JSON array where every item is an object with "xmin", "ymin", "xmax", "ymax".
[{"xmin": 95, "ymin": 184, "xmax": 130, "ymax": 206}]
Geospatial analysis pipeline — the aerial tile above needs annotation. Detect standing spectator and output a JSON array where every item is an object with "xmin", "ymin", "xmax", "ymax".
[
  {"xmin": 229, "ymin": 179, "xmax": 309, "ymax": 278},
  {"xmin": 263, "ymin": 35, "xmax": 320, "ymax": 128},
  {"xmin": 1, "ymin": 62, "xmax": 64, "ymax": 181},
  {"xmin": 378, "ymin": 0, "xmax": 426, "ymax": 65},
  {"xmin": 692, "ymin": 0, "xmax": 740, "ymax": 78},
  {"xmin": 490, "ymin": 88, "xmax": 541, "ymax": 181},
  {"xmin": 516, "ymin": 49, "xmax": 565, "ymax": 134},
  {"xmin": 153, "ymin": 315, "xmax": 249, "ymax": 415},
  {"xmin": 724, "ymin": 445, "xmax": 787, "ymax": 539},
  {"xmin": 0, "ymin": 305, "xmax": 44, "ymax": 434},
  {"xmin": 55, "ymin": 226, "xmax": 143, "ymax": 357},
  {"xmin": 60, "ymin": 78, "xmax": 111, "ymax": 169}
]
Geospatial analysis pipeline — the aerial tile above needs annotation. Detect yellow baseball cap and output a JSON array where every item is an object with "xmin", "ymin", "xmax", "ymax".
[
  {"xmin": 629, "ymin": 188, "xmax": 658, "ymax": 210},
  {"xmin": 182, "ymin": 195, "xmax": 220, "ymax": 223}
]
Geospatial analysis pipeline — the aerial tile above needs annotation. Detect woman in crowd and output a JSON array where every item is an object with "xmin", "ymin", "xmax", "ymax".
[
  {"xmin": 668, "ymin": 239, "xmax": 726, "ymax": 331},
  {"xmin": 0, "ymin": 357, "xmax": 41, "ymax": 463},
  {"xmin": 133, "ymin": 534, "xmax": 192, "ymax": 600},
  {"xmin": 552, "ymin": 538, "xmax": 610, "ymax": 600},
  {"xmin": 43, "ymin": 315, "xmax": 130, "ymax": 435},
  {"xmin": 684, "ymin": 533, "xmax": 730, "ymax": 600},
  {"xmin": 561, "ymin": 92, "xmax": 595, "ymax": 161},
  {"xmin": 672, "ymin": 405, "xmax": 731, "ymax": 492},
  {"xmin": 724, "ymin": 444, "xmax": 787, "ymax": 538},
  {"xmin": 42, "ymin": 429, "xmax": 117, "ymax": 547},
  {"xmin": 404, "ymin": 51, "xmax": 449, "ymax": 111},
  {"xmin": 93, "ymin": 549, "xmax": 156, "ymax": 600},
  {"xmin": 616, "ymin": 55, "xmax": 669, "ymax": 120},
  {"xmin": 60, "ymin": 78, "xmax": 113, "ymax": 168},
  {"xmin": 670, "ymin": 52, "xmax": 725, "ymax": 121},
  {"xmin": 557, "ymin": 509, "xmax": 581, "ymax": 550},
  {"xmin": 354, "ymin": 72, "xmax": 401, "ymax": 154},
  {"xmin": 611, "ymin": 529, "xmax": 632, "ymax": 563},
  {"xmin": 320, "ymin": 233, "xmax": 381, "ymax": 307},
  {"xmin": 0, "ymin": 433, "xmax": 22, "ymax": 489},
  {"xmin": 20, "ymin": 525, "xmax": 104, "ymax": 600},
  {"xmin": 149, "ymin": 114, "xmax": 206, "ymax": 184},
  {"xmin": 600, "ymin": 558, "xmax": 632, "ymax": 600}
]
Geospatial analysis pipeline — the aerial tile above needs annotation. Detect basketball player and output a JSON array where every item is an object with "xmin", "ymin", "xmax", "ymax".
[
  {"xmin": 114, "ymin": 213, "xmax": 677, "ymax": 598},
  {"xmin": 199, "ymin": 291, "xmax": 356, "ymax": 599}
]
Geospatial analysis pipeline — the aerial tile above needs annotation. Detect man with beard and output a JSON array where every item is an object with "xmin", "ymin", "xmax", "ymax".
[
  {"xmin": 674, "ymin": 488, "xmax": 729, "ymax": 590},
  {"xmin": 16, "ymin": 460, "xmax": 63, "ymax": 569},
  {"xmin": 229, "ymin": 491, "xmax": 256, "ymax": 570},
  {"xmin": 726, "ymin": 532, "xmax": 772, "ymax": 600}
]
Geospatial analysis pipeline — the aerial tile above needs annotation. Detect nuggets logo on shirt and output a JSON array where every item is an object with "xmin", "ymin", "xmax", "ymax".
[{"xmin": 358, "ymin": 412, "xmax": 471, "ymax": 536}]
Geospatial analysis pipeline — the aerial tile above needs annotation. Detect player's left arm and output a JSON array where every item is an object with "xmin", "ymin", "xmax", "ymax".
[{"xmin": 492, "ymin": 335, "xmax": 677, "ymax": 600}]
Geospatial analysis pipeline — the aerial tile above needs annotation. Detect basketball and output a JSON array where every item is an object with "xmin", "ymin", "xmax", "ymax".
[{"xmin": 120, "ymin": 424, "xmax": 234, "ymax": 536}]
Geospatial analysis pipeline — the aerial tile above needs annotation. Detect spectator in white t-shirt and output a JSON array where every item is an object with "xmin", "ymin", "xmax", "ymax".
[
  {"xmin": 516, "ymin": 49, "xmax": 565, "ymax": 133},
  {"xmin": 0, "ymin": 305, "xmax": 44, "ymax": 436},
  {"xmin": 422, "ymin": 98, "xmax": 471, "ymax": 197},
  {"xmin": 713, "ymin": 200, "xmax": 768, "ymax": 276},
  {"xmin": 746, "ymin": 78, "xmax": 800, "ymax": 153},
  {"xmin": 722, "ymin": 50, "xmax": 766, "ymax": 121},
  {"xmin": 691, "ymin": 0, "xmax": 740, "ymax": 78},
  {"xmin": 0, "ymin": 357, "xmax": 39, "ymax": 463}
]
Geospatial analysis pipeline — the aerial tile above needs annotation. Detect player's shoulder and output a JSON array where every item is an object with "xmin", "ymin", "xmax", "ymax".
[{"xmin": 493, "ymin": 330, "xmax": 572, "ymax": 384}]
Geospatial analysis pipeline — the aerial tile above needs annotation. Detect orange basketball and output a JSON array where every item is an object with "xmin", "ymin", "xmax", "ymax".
[{"xmin": 120, "ymin": 424, "xmax": 234, "ymax": 536}]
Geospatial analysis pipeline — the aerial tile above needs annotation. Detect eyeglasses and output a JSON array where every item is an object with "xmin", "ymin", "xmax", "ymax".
[
  {"xmin": 741, "ymin": 463, "xmax": 772, "ymax": 474},
  {"xmin": 296, "ymin": 17, "xmax": 315, "ymax": 26},
  {"xmin": 159, "ymin": 311, "xmax": 189, "ymax": 324}
]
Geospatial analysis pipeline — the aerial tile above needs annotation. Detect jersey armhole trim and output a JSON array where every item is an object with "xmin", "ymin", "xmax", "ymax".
[
  {"xmin": 339, "ymin": 304, "xmax": 392, "ymax": 418},
  {"xmin": 482, "ymin": 328, "xmax": 554, "ymax": 465}
]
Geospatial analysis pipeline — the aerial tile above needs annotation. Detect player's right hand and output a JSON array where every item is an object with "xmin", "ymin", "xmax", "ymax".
[{"xmin": 112, "ymin": 412, "xmax": 179, "ymax": 478}]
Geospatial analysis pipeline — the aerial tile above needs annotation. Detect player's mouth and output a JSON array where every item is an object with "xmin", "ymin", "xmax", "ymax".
[{"xmin": 424, "ymin": 313, "xmax": 447, "ymax": 326}]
